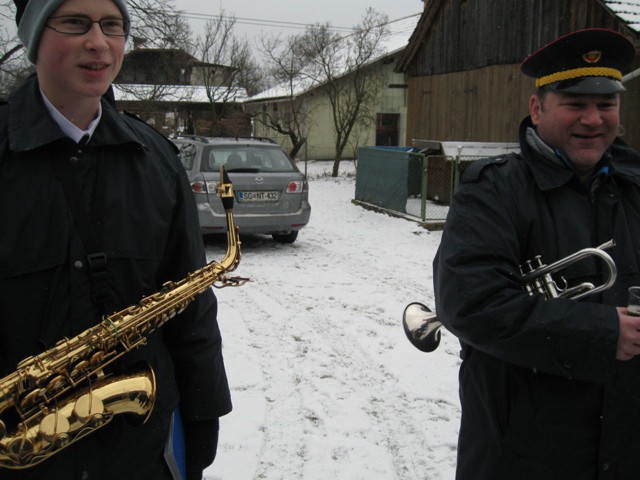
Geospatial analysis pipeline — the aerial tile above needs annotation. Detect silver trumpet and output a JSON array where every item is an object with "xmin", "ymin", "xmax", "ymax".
[{"xmin": 403, "ymin": 240, "xmax": 617, "ymax": 353}]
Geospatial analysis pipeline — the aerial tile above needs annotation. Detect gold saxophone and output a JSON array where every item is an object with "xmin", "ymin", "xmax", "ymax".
[{"xmin": 0, "ymin": 168, "xmax": 248, "ymax": 470}]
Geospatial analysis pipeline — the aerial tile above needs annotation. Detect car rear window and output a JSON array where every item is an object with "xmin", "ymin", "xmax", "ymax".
[{"xmin": 200, "ymin": 147, "xmax": 296, "ymax": 173}]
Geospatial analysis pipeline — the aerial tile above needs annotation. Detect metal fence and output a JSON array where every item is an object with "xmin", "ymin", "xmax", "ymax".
[
  {"xmin": 404, "ymin": 154, "xmax": 490, "ymax": 221},
  {"xmin": 354, "ymin": 143, "xmax": 519, "ymax": 228}
]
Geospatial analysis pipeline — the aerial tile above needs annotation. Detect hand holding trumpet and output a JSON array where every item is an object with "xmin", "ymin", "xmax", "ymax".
[
  {"xmin": 617, "ymin": 286, "xmax": 640, "ymax": 361},
  {"xmin": 616, "ymin": 308, "xmax": 640, "ymax": 360}
]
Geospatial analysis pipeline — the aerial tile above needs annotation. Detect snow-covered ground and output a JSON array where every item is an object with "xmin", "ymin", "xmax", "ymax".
[{"xmin": 203, "ymin": 160, "xmax": 461, "ymax": 480}]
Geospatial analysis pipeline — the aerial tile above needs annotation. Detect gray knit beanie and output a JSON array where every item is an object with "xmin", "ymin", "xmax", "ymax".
[{"xmin": 15, "ymin": 0, "xmax": 130, "ymax": 64}]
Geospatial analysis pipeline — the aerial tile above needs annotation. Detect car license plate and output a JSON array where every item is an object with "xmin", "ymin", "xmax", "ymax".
[{"xmin": 238, "ymin": 191, "xmax": 279, "ymax": 202}]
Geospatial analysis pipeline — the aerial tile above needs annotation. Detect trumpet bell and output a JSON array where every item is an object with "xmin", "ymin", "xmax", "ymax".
[{"xmin": 402, "ymin": 302, "xmax": 443, "ymax": 353}]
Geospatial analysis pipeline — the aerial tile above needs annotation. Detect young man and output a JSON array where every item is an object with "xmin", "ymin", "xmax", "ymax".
[
  {"xmin": 434, "ymin": 29, "xmax": 640, "ymax": 479},
  {"xmin": 0, "ymin": 0, "xmax": 232, "ymax": 478}
]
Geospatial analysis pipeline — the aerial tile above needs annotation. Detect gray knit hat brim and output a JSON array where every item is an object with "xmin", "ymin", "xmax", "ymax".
[{"xmin": 17, "ymin": 0, "xmax": 130, "ymax": 64}]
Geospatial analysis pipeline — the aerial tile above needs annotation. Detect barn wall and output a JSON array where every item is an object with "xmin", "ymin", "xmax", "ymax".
[{"xmin": 408, "ymin": 0, "xmax": 631, "ymax": 77}]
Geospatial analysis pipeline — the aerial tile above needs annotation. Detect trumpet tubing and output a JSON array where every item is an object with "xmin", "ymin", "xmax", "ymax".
[
  {"xmin": 403, "ymin": 240, "xmax": 617, "ymax": 353},
  {"xmin": 519, "ymin": 240, "xmax": 617, "ymax": 300}
]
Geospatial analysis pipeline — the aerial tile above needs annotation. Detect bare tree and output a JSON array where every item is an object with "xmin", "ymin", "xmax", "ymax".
[
  {"xmin": 253, "ymin": 33, "xmax": 317, "ymax": 159},
  {"xmin": 299, "ymin": 8, "xmax": 389, "ymax": 177},
  {"xmin": 194, "ymin": 12, "xmax": 258, "ymax": 134},
  {"xmin": 0, "ymin": 0, "xmax": 31, "ymax": 94},
  {"xmin": 128, "ymin": 0, "xmax": 192, "ymax": 52}
]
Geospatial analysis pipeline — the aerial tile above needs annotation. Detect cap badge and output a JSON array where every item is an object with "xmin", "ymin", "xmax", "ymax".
[{"xmin": 582, "ymin": 50, "xmax": 602, "ymax": 64}]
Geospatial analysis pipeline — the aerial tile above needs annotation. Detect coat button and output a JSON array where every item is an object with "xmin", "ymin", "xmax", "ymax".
[
  {"xmin": 73, "ymin": 260, "xmax": 84, "ymax": 270},
  {"xmin": 563, "ymin": 361, "xmax": 572, "ymax": 369},
  {"xmin": 69, "ymin": 156, "xmax": 79, "ymax": 165},
  {"xmin": 603, "ymin": 462, "xmax": 610, "ymax": 471},
  {"xmin": 80, "ymin": 471, "xmax": 90, "ymax": 479}
]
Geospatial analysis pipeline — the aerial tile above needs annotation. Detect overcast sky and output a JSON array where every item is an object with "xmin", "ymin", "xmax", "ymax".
[{"xmin": 175, "ymin": 0, "xmax": 424, "ymax": 42}]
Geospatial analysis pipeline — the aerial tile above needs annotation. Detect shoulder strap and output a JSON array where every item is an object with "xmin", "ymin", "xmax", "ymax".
[
  {"xmin": 461, "ymin": 155, "xmax": 511, "ymax": 183},
  {"xmin": 52, "ymin": 150, "xmax": 113, "ymax": 315}
]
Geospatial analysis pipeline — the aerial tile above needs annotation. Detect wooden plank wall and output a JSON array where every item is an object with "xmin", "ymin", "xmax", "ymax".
[{"xmin": 407, "ymin": 64, "xmax": 529, "ymax": 143}]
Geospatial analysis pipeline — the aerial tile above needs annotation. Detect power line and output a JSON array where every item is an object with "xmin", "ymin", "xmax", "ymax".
[
  {"xmin": 182, "ymin": 11, "xmax": 354, "ymax": 33},
  {"xmin": 181, "ymin": 11, "xmax": 422, "ymax": 35}
]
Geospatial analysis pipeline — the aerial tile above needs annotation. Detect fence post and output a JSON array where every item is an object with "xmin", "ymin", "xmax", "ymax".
[
  {"xmin": 452, "ymin": 145, "xmax": 462, "ymax": 196},
  {"xmin": 421, "ymin": 154, "xmax": 428, "ymax": 222}
]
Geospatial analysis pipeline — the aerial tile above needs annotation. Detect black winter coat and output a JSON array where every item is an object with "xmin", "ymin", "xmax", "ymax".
[
  {"xmin": 0, "ymin": 76, "xmax": 232, "ymax": 479},
  {"xmin": 434, "ymin": 117, "xmax": 640, "ymax": 480}
]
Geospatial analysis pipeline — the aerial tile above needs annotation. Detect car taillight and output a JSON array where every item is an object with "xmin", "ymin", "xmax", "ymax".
[
  {"xmin": 191, "ymin": 181, "xmax": 206, "ymax": 193},
  {"xmin": 286, "ymin": 181, "xmax": 303, "ymax": 193}
]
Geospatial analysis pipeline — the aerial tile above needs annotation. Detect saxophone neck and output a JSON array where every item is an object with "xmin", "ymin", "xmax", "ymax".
[{"xmin": 215, "ymin": 167, "xmax": 247, "ymax": 285}]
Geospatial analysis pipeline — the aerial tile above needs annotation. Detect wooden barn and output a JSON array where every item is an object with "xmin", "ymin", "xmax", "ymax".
[{"xmin": 396, "ymin": 0, "xmax": 640, "ymax": 149}]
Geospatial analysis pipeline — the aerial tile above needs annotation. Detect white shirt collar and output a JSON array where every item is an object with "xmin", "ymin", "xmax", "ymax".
[{"xmin": 40, "ymin": 89, "xmax": 102, "ymax": 144}]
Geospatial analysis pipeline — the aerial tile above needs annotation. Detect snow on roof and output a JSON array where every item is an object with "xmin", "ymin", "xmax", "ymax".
[
  {"xmin": 112, "ymin": 84, "xmax": 248, "ymax": 103},
  {"xmin": 604, "ymin": 0, "xmax": 640, "ymax": 32},
  {"xmin": 245, "ymin": 14, "xmax": 421, "ymax": 103},
  {"xmin": 413, "ymin": 140, "xmax": 520, "ymax": 158}
]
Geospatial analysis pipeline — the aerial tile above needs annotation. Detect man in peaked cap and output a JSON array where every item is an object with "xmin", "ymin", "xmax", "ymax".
[
  {"xmin": 519, "ymin": 28, "xmax": 637, "ymax": 181},
  {"xmin": 433, "ymin": 28, "xmax": 640, "ymax": 479},
  {"xmin": 521, "ymin": 28, "xmax": 635, "ymax": 95},
  {"xmin": 0, "ymin": 0, "xmax": 232, "ymax": 479}
]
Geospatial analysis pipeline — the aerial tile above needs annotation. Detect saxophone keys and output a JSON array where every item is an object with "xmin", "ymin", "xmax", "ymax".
[
  {"xmin": 73, "ymin": 393, "xmax": 105, "ymax": 425},
  {"xmin": 39, "ymin": 411, "xmax": 71, "ymax": 445},
  {"xmin": 89, "ymin": 351, "xmax": 106, "ymax": 367},
  {"xmin": 6, "ymin": 434, "xmax": 34, "ymax": 455},
  {"xmin": 19, "ymin": 388, "xmax": 47, "ymax": 410},
  {"xmin": 45, "ymin": 374, "xmax": 66, "ymax": 393},
  {"xmin": 69, "ymin": 360, "xmax": 91, "ymax": 381}
]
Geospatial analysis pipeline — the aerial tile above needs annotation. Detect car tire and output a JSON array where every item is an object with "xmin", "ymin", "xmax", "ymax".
[{"xmin": 272, "ymin": 231, "xmax": 298, "ymax": 243}]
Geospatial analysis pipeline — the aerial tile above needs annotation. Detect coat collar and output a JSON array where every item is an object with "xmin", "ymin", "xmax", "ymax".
[
  {"xmin": 518, "ymin": 116, "xmax": 640, "ymax": 191},
  {"xmin": 7, "ymin": 75, "xmax": 144, "ymax": 153}
]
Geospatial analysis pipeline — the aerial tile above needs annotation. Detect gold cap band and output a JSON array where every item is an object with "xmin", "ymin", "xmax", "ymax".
[{"xmin": 535, "ymin": 67, "xmax": 623, "ymax": 88}]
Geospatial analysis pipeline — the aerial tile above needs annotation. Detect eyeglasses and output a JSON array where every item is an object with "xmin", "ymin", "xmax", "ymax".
[{"xmin": 45, "ymin": 15, "xmax": 129, "ymax": 37}]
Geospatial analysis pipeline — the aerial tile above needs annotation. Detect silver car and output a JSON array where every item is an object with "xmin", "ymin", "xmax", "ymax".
[{"xmin": 173, "ymin": 136, "xmax": 311, "ymax": 243}]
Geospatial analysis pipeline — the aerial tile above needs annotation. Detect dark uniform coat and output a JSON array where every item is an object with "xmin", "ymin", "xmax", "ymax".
[
  {"xmin": 434, "ymin": 117, "xmax": 640, "ymax": 480},
  {"xmin": 0, "ymin": 76, "xmax": 232, "ymax": 479}
]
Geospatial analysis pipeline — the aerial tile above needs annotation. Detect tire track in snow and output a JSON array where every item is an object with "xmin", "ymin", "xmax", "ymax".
[
  {"xmin": 206, "ymin": 163, "xmax": 460, "ymax": 479},
  {"xmin": 214, "ymin": 234, "xmax": 458, "ymax": 479}
]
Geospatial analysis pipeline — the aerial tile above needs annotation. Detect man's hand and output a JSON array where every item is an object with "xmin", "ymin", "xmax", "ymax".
[{"xmin": 616, "ymin": 307, "xmax": 640, "ymax": 360}]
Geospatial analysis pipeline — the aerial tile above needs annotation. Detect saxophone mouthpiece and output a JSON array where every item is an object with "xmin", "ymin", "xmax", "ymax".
[
  {"xmin": 218, "ymin": 166, "xmax": 235, "ymax": 211},
  {"xmin": 222, "ymin": 166, "xmax": 232, "ymax": 185}
]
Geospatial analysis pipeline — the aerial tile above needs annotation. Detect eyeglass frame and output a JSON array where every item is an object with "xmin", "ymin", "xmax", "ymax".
[{"xmin": 45, "ymin": 15, "xmax": 130, "ymax": 37}]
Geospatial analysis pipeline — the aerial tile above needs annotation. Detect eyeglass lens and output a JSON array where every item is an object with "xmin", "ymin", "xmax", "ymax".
[{"xmin": 47, "ymin": 15, "xmax": 128, "ymax": 36}]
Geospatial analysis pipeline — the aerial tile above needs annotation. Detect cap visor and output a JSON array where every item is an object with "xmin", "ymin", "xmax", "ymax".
[{"xmin": 548, "ymin": 76, "xmax": 625, "ymax": 94}]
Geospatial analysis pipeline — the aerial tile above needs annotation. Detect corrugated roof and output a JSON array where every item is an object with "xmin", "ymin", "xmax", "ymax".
[{"xmin": 604, "ymin": 0, "xmax": 640, "ymax": 32}]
